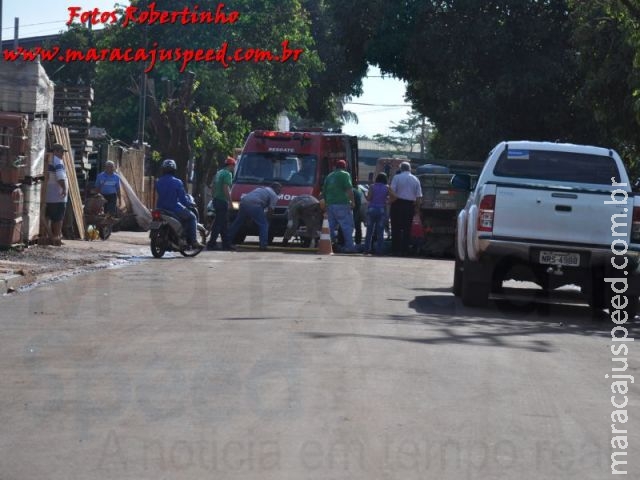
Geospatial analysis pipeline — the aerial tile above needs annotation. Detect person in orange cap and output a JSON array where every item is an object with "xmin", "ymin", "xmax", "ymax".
[
  {"xmin": 321, "ymin": 159, "xmax": 358, "ymax": 253},
  {"xmin": 207, "ymin": 156, "xmax": 236, "ymax": 250}
]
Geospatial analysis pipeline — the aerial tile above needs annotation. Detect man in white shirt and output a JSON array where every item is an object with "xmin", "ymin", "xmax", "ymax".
[
  {"xmin": 389, "ymin": 161, "xmax": 422, "ymax": 255},
  {"xmin": 45, "ymin": 143, "xmax": 69, "ymax": 246}
]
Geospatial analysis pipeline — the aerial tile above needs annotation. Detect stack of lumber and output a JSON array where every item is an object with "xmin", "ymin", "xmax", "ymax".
[
  {"xmin": 0, "ymin": 113, "xmax": 43, "ymax": 247},
  {"xmin": 53, "ymin": 85, "xmax": 93, "ymax": 172},
  {"xmin": 0, "ymin": 59, "xmax": 54, "ymax": 120},
  {"xmin": 0, "ymin": 58, "xmax": 54, "ymax": 247}
]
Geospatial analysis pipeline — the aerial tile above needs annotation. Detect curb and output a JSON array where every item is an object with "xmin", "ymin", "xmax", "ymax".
[{"xmin": 1, "ymin": 273, "xmax": 31, "ymax": 294}]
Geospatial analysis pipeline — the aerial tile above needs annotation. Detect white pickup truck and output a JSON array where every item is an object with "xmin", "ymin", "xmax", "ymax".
[{"xmin": 452, "ymin": 140, "xmax": 640, "ymax": 317}]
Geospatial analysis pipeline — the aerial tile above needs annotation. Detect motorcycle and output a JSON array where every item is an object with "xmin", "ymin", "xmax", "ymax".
[{"xmin": 149, "ymin": 195, "xmax": 208, "ymax": 258}]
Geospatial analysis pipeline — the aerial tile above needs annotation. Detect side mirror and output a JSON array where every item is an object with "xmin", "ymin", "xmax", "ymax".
[
  {"xmin": 633, "ymin": 177, "xmax": 640, "ymax": 193},
  {"xmin": 451, "ymin": 173, "xmax": 472, "ymax": 191}
]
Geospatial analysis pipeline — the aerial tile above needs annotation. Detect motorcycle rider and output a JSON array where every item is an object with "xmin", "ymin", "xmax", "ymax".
[{"xmin": 155, "ymin": 159, "xmax": 203, "ymax": 249}]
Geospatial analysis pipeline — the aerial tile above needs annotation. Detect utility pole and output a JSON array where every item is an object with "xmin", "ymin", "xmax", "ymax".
[
  {"xmin": 0, "ymin": 0, "xmax": 3, "ymax": 49},
  {"xmin": 136, "ymin": 26, "xmax": 148, "ymax": 146},
  {"xmin": 13, "ymin": 17, "xmax": 18, "ymax": 50}
]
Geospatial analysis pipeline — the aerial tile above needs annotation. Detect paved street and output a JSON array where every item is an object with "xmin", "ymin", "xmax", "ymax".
[{"xmin": 0, "ymin": 247, "xmax": 637, "ymax": 479}]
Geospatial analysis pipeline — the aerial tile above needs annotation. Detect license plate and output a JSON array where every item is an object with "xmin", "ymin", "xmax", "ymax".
[
  {"xmin": 432, "ymin": 200, "xmax": 458, "ymax": 209},
  {"xmin": 149, "ymin": 221, "xmax": 163, "ymax": 229},
  {"xmin": 539, "ymin": 251, "xmax": 580, "ymax": 266}
]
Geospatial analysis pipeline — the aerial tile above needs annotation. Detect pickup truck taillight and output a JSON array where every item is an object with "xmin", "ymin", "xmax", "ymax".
[
  {"xmin": 478, "ymin": 194, "xmax": 496, "ymax": 232},
  {"xmin": 632, "ymin": 207, "xmax": 640, "ymax": 242}
]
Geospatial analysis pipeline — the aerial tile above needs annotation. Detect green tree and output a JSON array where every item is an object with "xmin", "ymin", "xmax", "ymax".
[
  {"xmin": 372, "ymin": 110, "xmax": 432, "ymax": 157},
  {"xmin": 568, "ymin": 0, "xmax": 640, "ymax": 172},
  {"xmin": 90, "ymin": 0, "xmax": 319, "ymax": 190},
  {"xmin": 297, "ymin": 0, "xmax": 371, "ymax": 125},
  {"xmin": 42, "ymin": 24, "xmax": 97, "ymax": 85},
  {"xmin": 365, "ymin": 1, "xmax": 583, "ymax": 161}
]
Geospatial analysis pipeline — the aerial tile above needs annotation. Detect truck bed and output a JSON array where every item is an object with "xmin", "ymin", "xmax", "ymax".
[
  {"xmin": 491, "ymin": 183, "xmax": 627, "ymax": 246},
  {"xmin": 419, "ymin": 173, "xmax": 471, "ymax": 210}
]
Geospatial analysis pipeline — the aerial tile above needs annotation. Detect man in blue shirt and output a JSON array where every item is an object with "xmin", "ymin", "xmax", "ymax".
[
  {"xmin": 155, "ymin": 159, "xmax": 203, "ymax": 248},
  {"xmin": 228, "ymin": 182, "xmax": 282, "ymax": 251},
  {"xmin": 95, "ymin": 160, "xmax": 121, "ymax": 215}
]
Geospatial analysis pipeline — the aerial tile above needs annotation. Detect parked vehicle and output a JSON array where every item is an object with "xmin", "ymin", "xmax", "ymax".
[
  {"xmin": 452, "ymin": 140, "xmax": 640, "ymax": 317},
  {"xmin": 371, "ymin": 156, "xmax": 409, "ymax": 184},
  {"xmin": 230, "ymin": 130, "xmax": 358, "ymax": 244},
  {"xmin": 149, "ymin": 195, "xmax": 207, "ymax": 258},
  {"xmin": 418, "ymin": 171, "xmax": 476, "ymax": 256}
]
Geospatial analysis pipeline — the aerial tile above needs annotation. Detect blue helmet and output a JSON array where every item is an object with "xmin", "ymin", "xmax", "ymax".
[{"xmin": 162, "ymin": 159, "xmax": 177, "ymax": 172}]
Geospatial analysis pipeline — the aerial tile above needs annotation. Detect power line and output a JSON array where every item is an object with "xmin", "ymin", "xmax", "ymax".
[
  {"xmin": 1, "ymin": 20, "xmax": 68, "ymax": 31},
  {"xmin": 345, "ymin": 102, "xmax": 411, "ymax": 107},
  {"xmin": 350, "ymin": 107, "xmax": 408, "ymax": 114}
]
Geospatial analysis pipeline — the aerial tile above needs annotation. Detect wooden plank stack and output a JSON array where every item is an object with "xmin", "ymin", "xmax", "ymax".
[
  {"xmin": 20, "ymin": 115, "xmax": 47, "ymax": 244},
  {"xmin": 0, "ymin": 58, "xmax": 54, "ymax": 247},
  {"xmin": 0, "ymin": 59, "xmax": 55, "ymax": 119},
  {"xmin": 0, "ymin": 113, "xmax": 26, "ymax": 247},
  {"xmin": 53, "ymin": 85, "xmax": 94, "ymax": 182},
  {"xmin": 119, "ymin": 148, "xmax": 145, "ymax": 198}
]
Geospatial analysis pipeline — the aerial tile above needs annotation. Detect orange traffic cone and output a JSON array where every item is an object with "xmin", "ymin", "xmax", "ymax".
[{"xmin": 317, "ymin": 213, "xmax": 333, "ymax": 255}]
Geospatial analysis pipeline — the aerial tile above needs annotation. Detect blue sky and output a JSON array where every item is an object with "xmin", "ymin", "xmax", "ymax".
[{"xmin": 2, "ymin": 0, "xmax": 411, "ymax": 137}]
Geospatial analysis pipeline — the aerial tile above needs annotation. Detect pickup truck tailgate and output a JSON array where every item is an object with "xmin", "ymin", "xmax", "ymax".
[
  {"xmin": 420, "ymin": 174, "xmax": 467, "ymax": 210},
  {"xmin": 492, "ymin": 186, "xmax": 629, "ymax": 245}
]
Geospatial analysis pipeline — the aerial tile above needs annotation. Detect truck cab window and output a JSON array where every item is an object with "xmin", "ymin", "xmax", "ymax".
[
  {"xmin": 236, "ymin": 152, "xmax": 317, "ymax": 186},
  {"xmin": 494, "ymin": 150, "xmax": 618, "ymax": 185}
]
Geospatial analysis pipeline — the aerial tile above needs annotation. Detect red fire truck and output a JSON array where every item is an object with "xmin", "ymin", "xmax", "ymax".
[{"xmin": 230, "ymin": 130, "xmax": 359, "ymax": 243}]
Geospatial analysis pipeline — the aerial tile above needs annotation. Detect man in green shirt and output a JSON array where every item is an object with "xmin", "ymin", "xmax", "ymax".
[
  {"xmin": 206, "ymin": 156, "xmax": 236, "ymax": 250},
  {"xmin": 322, "ymin": 159, "xmax": 357, "ymax": 252}
]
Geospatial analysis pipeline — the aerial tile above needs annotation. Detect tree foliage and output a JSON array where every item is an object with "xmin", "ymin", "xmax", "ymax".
[
  {"xmin": 88, "ymin": 0, "xmax": 320, "ymax": 186},
  {"xmin": 43, "ymin": 25, "xmax": 97, "ymax": 85},
  {"xmin": 297, "ymin": 0, "xmax": 370, "ymax": 124},
  {"xmin": 360, "ymin": 1, "xmax": 584, "ymax": 161},
  {"xmin": 373, "ymin": 110, "xmax": 432, "ymax": 157},
  {"xmin": 42, "ymin": 0, "xmax": 640, "ymax": 176},
  {"xmin": 569, "ymin": 0, "xmax": 640, "ymax": 170}
]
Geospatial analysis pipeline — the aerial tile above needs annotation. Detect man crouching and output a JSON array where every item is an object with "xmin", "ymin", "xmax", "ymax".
[{"xmin": 283, "ymin": 194, "xmax": 323, "ymax": 248}]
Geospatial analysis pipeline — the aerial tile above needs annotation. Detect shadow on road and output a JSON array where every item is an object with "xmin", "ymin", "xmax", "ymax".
[{"xmin": 301, "ymin": 287, "xmax": 637, "ymax": 353}]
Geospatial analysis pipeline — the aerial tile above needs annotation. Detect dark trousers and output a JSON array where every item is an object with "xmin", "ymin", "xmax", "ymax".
[
  {"xmin": 390, "ymin": 199, "xmax": 415, "ymax": 254},
  {"xmin": 228, "ymin": 202, "xmax": 270, "ymax": 247},
  {"xmin": 353, "ymin": 208, "xmax": 363, "ymax": 244},
  {"xmin": 103, "ymin": 193, "xmax": 118, "ymax": 215},
  {"xmin": 207, "ymin": 198, "xmax": 230, "ymax": 248}
]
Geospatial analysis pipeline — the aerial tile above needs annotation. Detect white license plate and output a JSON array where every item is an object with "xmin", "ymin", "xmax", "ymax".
[
  {"xmin": 539, "ymin": 251, "xmax": 580, "ymax": 266},
  {"xmin": 432, "ymin": 200, "xmax": 458, "ymax": 209}
]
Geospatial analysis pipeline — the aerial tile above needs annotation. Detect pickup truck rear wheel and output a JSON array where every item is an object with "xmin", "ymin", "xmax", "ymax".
[{"xmin": 461, "ymin": 259, "xmax": 491, "ymax": 307}]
